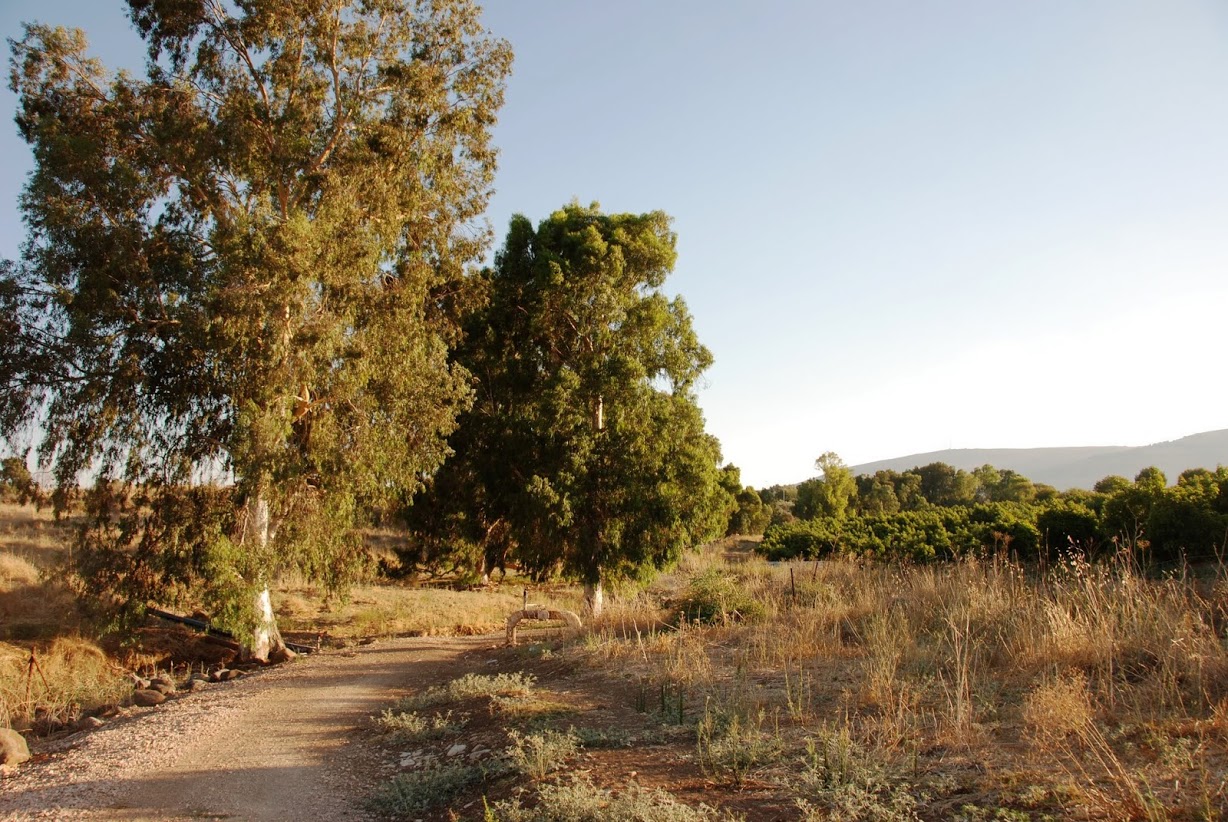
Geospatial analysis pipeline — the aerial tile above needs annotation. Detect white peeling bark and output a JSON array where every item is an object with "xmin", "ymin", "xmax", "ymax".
[
  {"xmin": 583, "ymin": 577, "xmax": 604, "ymax": 620},
  {"xmin": 246, "ymin": 493, "xmax": 288, "ymax": 663}
]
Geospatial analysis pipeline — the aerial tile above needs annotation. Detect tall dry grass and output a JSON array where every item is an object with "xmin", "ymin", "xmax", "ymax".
[{"xmin": 578, "ymin": 549, "xmax": 1228, "ymax": 819}]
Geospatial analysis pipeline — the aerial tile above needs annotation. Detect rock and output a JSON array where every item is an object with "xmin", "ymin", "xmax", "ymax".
[
  {"xmin": 185, "ymin": 677, "xmax": 208, "ymax": 692},
  {"xmin": 130, "ymin": 676, "xmax": 151, "ymax": 691},
  {"xmin": 221, "ymin": 669, "xmax": 244, "ymax": 681},
  {"xmin": 208, "ymin": 669, "xmax": 226, "ymax": 683},
  {"xmin": 446, "ymin": 743, "xmax": 467, "ymax": 757},
  {"xmin": 149, "ymin": 677, "xmax": 177, "ymax": 695},
  {"xmin": 75, "ymin": 716, "xmax": 105, "ymax": 731},
  {"xmin": 132, "ymin": 689, "xmax": 166, "ymax": 707},
  {"xmin": 0, "ymin": 729, "xmax": 31, "ymax": 766},
  {"xmin": 268, "ymin": 646, "xmax": 298, "ymax": 664}
]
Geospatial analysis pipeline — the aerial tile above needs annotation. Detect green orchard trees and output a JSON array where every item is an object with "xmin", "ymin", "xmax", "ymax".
[
  {"xmin": 1, "ymin": 0, "xmax": 511, "ymax": 657},
  {"xmin": 413, "ymin": 203, "xmax": 726, "ymax": 615},
  {"xmin": 795, "ymin": 452, "xmax": 857, "ymax": 519}
]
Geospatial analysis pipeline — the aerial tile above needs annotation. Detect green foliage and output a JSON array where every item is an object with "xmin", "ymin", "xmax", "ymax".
[
  {"xmin": 795, "ymin": 453, "xmax": 857, "ymax": 520},
  {"xmin": 1, "ymin": 1, "xmax": 512, "ymax": 625},
  {"xmin": 376, "ymin": 709, "xmax": 465, "ymax": 742},
  {"xmin": 1094, "ymin": 475, "xmax": 1132, "ymax": 495},
  {"xmin": 369, "ymin": 761, "xmax": 498, "ymax": 816},
  {"xmin": 505, "ymin": 728, "xmax": 581, "ymax": 779},
  {"xmin": 489, "ymin": 776, "xmax": 738, "ymax": 821},
  {"xmin": 677, "ymin": 568, "xmax": 766, "ymax": 624},
  {"xmin": 1036, "ymin": 502, "xmax": 1101, "ymax": 553},
  {"xmin": 761, "ymin": 503, "xmax": 1042, "ymax": 563},
  {"xmin": 726, "ymin": 485, "xmax": 771, "ymax": 536},
  {"xmin": 759, "ymin": 518, "xmax": 841, "ymax": 561},
  {"xmin": 407, "ymin": 203, "xmax": 725, "ymax": 596},
  {"xmin": 68, "ymin": 481, "xmax": 236, "ymax": 634},
  {"xmin": 396, "ymin": 672, "xmax": 536, "ymax": 710},
  {"xmin": 767, "ymin": 463, "xmax": 1228, "ymax": 566},
  {"xmin": 0, "ymin": 457, "xmax": 37, "ymax": 504}
]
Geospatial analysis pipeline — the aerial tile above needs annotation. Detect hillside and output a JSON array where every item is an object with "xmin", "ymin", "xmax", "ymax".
[{"xmin": 850, "ymin": 429, "xmax": 1228, "ymax": 490}]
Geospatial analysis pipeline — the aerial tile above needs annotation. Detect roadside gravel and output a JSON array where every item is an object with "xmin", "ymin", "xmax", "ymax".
[{"xmin": 0, "ymin": 635, "xmax": 495, "ymax": 821}]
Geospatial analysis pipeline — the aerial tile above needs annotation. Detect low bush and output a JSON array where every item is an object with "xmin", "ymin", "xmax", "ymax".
[
  {"xmin": 488, "ymin": 776, "xmax": 741, "ymax": 821},
  {"xmin": 394, "ymin": 671, "xmax": 535, "ymax": 710},
  {"xmin": 676, "ymin": 568, "xmax": 765, "ymax": 624}
]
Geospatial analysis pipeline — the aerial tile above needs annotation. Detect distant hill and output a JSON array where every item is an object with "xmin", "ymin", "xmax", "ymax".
[{"xmin": 850, "ymin": 430, "xmax": 1228, "ymax": 491}]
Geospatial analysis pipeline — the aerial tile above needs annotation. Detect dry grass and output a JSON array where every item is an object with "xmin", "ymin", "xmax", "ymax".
[
  {"xmin": 572, "ymin": 549, "xmax": 1228, "ymax": 820},
  {"xmin": 274, "ymin": 580, "xmax": 526, "ymax": 640},
  {"xmin": 0, "ymin": 636, "xmax": 129, "ymax": 730}
]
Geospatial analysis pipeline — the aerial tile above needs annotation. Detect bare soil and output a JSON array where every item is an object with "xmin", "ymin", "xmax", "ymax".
[{"xmin": 0, "ymin": 635, "xmax": 504, "ymax": 821}]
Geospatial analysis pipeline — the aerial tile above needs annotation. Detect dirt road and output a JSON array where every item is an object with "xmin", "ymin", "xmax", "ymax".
[{"xmin": 0, "ymin": 635, "xmax": 499, "ymax": 821}]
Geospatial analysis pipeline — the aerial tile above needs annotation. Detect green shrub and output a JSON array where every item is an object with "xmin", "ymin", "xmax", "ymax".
[
  {"xmin": 376, "ymin": 708, "xmax": 465, "ymax": 741},
  {"xmin": 506, "ymin": 728, "xmax": 581, "ymax": 779},
  {"xmin": 396, "ymin": 671, "xmax": 535, "ymax": 710},
  {"xmin": 677, "ymin": 568, "xmax": 765, "ymax": 624},
  {"xmin": 370, "ymin": 761, "xmax": 497, "ymax": 815},
  {"xmin": 488, "ymin": 776, "xmax": 740, "ymax": 821}
]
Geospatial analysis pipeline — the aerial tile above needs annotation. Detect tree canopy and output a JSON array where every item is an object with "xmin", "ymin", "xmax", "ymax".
[
  {"xmin": 406, "ymin": 203, "xmax": 728, "ymax": 613},
  {"xmin": 1, "ymin": 0, "xmax": 512, "ymax": 654}
]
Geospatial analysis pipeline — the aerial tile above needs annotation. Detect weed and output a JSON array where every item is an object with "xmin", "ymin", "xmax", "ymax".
[
  {"xmin": 1023, "ymin": 673, "xmax": 1166, "ymax": 821},
  {"xmin": 369, "ymin": 760, "xmax": 501, "ymax": 815},
  {"xmin": 492, "ymin": 693, "xmax": 574, "ymax": 719},
  {"xmin": 395, "ymin": 671, "xmax": 536, "ymax": 710},
  {"xmin": 677, "ymin": 568, "xmax": 766, "ymax": 625},
  {"xmin": 569, "ymin": 724, "xmax": 635, "ymax": 748},
  {"xmin": 696, "ymin": 700, "xmax": 784, "ymax": 784},
  {"xmin": 375, "ymin": 708, "xmax": 465, "ymax": 742},
  {"xmin": 505, "ymin": 728, "xmax": 580, "ymax": 779},
  {"xmin": 488, "ymin": 775, "xmax": 742, "ymax": 821}
]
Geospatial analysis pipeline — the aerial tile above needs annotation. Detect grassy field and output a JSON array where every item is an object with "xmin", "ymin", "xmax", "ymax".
[
  {"xmin": 368, "ymin": 546, "xmax": 1228, "ymax": 821},
  {"xmin": 4, "ymin": 500, "xmax": 1228, "ymax": 819}
]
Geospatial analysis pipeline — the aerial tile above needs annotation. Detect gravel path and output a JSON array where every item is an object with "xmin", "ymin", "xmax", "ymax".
[{"xmin": 0, "ymin": 635, "xmax": 497, "ymax": 821}]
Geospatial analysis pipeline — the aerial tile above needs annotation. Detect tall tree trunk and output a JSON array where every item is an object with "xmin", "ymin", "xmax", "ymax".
[
  {"xmin": 583, "ymin": 575, "xmax": 604, "ymax": 620},
  {"xmin": 246, "ymin": 493, "xmax": 289, "ymax": 663}
]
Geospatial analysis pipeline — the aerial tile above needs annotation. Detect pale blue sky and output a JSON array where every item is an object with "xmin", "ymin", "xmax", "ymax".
[{"xmin": 3, "ymin": 1, "xmax": 1227, "ymax": 487}]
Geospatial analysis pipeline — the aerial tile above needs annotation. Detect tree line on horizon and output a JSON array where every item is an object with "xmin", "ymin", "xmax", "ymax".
[{"xmin": 756, "ymin": 453, "xmax": 1228, "ymax": 565}]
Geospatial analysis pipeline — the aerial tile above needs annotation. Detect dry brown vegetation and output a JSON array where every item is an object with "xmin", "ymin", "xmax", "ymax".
[
  {"xmin": 371, "ymin": 543, "xmax": 1228, "ymax": 821},
  {"xmin": 0, "ymin": 503, "xmax": 547, "ymax": 733},
  {"xmin": 7, "ymin": 498, "xmax": 1228, "ymax": 819}
]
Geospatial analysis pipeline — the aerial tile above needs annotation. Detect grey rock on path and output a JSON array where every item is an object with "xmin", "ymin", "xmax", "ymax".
[{"xmin": 0, "ymin": 635, "xmax": 495, "ymax": 821}]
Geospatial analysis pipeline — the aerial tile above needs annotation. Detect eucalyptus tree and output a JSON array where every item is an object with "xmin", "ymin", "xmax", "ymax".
[
  {"xmin": 414, "ymin": 203, "xmax": 727, "ymax": 615},
  {"xmin": 1, "ymin": 0, "xmax": 511, "ymax": 658}
]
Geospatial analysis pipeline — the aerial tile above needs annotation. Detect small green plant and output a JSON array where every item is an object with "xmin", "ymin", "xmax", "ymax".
[
  {"xmin": 395, "ymin": 671, "xmax": 536, "ymax": 710},
  {"xmin": 796, "ymin": 785, "xmax": 922, "ymax": 822},
  {"xmin": 569, "ymin": 724, "xmax": 635, "ymax": 749},
  {"xmin": 696, "ymin": 701, "xmax": 784, "ymax": 785},
  {"xmin": 795, "ymin": 723, "xmax": 923, "ymax": 822},
  {"xmin": 802, "ymin": 723, "xmax": 865, "ymax": 790},
  {"xmin": 369, "ymin": 761, "xmax": 498, "ymax": 816},
  {"xmin": 677, "ymin": 568, "xmax": 765, "ymax": 624},
  {"xmin": 375, "ymin": 708, "xmax": 465, "ymax": 741},
  {"xmin": 488, "ymin": 775, "xmax": 742, "ymax": 821},
  {"xmin": 505, "ymin": 728, "xmax": 581, "ymax": 779}
]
